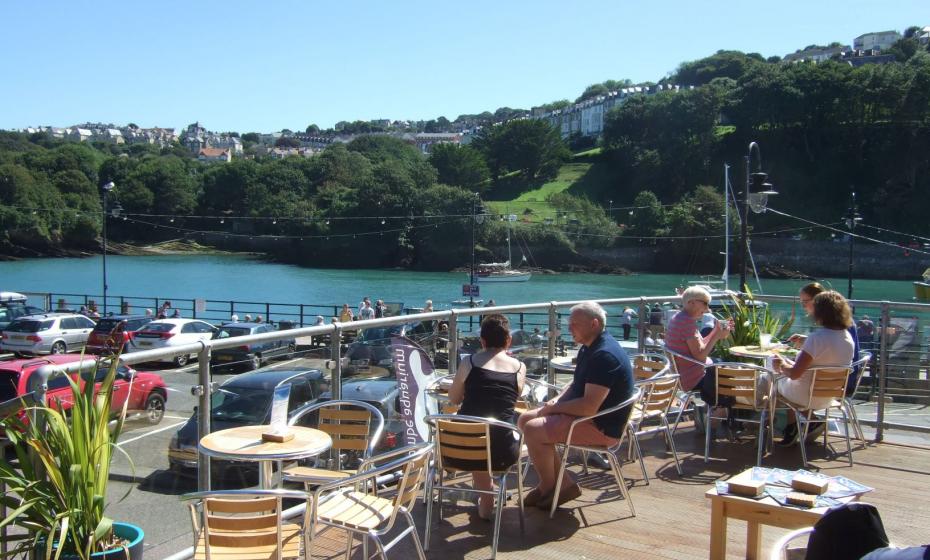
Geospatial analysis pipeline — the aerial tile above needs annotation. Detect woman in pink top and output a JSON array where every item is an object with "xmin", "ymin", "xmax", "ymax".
[{"xmin": 665, "ymin": 286, "xmax": 733, "ymax": 402}]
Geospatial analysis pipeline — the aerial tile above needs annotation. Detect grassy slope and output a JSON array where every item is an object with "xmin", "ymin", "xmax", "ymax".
[{"xmin": 484, "ymin": 153, "xmax": 611, "ymax": 222}]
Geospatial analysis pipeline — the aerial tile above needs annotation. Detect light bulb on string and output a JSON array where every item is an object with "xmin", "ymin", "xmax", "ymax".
[{"xmin": 272, "ymin": 219, "xmax": 277, "ymax": 225}]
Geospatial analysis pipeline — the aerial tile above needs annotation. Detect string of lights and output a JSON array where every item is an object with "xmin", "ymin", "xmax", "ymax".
[{"xmin": 857, "ymin": 223, "xmax": 930, "ymax": 244}]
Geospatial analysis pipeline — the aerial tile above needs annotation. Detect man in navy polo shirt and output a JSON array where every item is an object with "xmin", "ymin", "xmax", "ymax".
[{"xmin": 518, "ymin": 301, "xmax": 634, "ymax": 510}]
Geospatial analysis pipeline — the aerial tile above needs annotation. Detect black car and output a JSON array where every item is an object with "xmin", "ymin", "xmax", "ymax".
[
  {"xmin": 168, "ymin": 367, "xmax": 328, "ymax": 472},
  {"xmin": 343, "ymin": 320, "xmax": 437, "ymax": 377},
  {"xmin": 211, "ymin": 322, "xmax": 297, "ymax": 371}
]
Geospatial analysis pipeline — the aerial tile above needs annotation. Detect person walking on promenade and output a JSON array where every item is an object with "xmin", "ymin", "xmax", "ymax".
[
  {"xmin": 338, "ymin": 304, "xmax": 354, "ymax": 323},
  {"xmin": 374, "ymin": 299, "xmax": 387, "ymax": 318},
  {"xmin": 517, "ymin": 301, "xmax": 634, "ymax": 509},
  {"xmin": 358, "ymin": 300, "xmax": 375, "ymax": 321},
  {"xmin": 620, "ymin": 306, "xmax": 637, "ymax": 340}
]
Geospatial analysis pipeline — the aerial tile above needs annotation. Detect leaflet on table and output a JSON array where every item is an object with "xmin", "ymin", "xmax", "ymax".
[
  {"xmin": 750, "ymin": 467, "xmax": 874, "ymax": 498},
  {"xmin": 269, "ymin": 384, "xmax": 292, "ymax": 436},
  {"xmin": 750, "ymin": 467, "xmax": 795, "ymax": 486},
  {"xmin": 765, "ymin": 486, "xmax": 843, "ymax": 509}
]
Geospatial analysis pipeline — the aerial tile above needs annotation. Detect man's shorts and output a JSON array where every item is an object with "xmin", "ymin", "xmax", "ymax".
[{"xmin": 540, "ymin": 413, "xmax": 619, "ymax": 447}]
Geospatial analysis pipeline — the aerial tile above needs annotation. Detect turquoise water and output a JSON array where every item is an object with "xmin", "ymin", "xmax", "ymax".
[{"xmin": 0, "ymin": 254, "xmax": 917, "ymax": 307}]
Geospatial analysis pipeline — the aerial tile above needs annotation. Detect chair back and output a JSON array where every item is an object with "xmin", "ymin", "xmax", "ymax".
[
  {"xmin": 426, "ymin": 414, "xmax": 523, "ymax": 475},
  {"xmin": 391, "ymin": 442, "xmax": 433, "ymax": 517},
  {"xmin": 664, "ymin": 347, "xmax": 706, "ymax": 377},
  {"xmin": 847, "ymin": 352, "xmax": 872, "ymax": 395},
  {"xmin": 184, "ymin": 489, "xmax": 310, "ymax": 560},
  {"xmin": 713, "ymin": 363, "xmax": 771, "ymax": 410},
  {"xmin": 639, "ymin": 374, "xmax": 680, "ymax": 417},
  {"xmin": 630, "ymin": 352, "xmax": 670, "ymax": 382},
  {"xmin": 806, "ymin": 366, "xmax": 852, "ymax": 404},
  {"xmin": 288, "ymin": 399, "xmax": 384, "ymax": 459}
]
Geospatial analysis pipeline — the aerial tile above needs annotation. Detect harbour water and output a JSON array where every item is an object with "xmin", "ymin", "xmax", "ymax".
[{"xmin": 0, "ymin": 254, "xmax": 918, "ymax": 307}]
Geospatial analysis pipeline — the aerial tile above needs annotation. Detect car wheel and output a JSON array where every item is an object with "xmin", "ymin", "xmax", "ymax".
[
  {"xmin": 250, "ymin": 354, "xmax": 262, "ymax": 370},
  {"xmin": 144, "ymin": 393, "xmax": 166, "ymax": 425},
  {"xmin": 173, "ymin": 354, "xmax": 189, "ymax": 367},
  {"xmin": 51, "ymin": 341, "xmax": 66, "ymax": 354}
]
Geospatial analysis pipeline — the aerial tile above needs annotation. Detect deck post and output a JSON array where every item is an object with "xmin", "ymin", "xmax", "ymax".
[
  {"xmin": 331, "ymin": 323, "xmax": 343, "ymax": 400},
  {"xmin": 547, "ymin": 302, "xmax": 558, "ymax": 392},
  {"xmin": 196, "ymin": 344, "xmax": 212, "ymax": 491},
  {"xmin": 876, "ymin": 301, "xmax": 890, "ymax": 442},
  {"xmin": 448, "ymin": 311, "xmax": 459, "ymax": 376}
]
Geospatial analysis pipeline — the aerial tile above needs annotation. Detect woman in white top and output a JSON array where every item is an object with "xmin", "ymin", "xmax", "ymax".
[{"xmin": 773, "ymin": 290, "xmax": 854, "ymax": 444}]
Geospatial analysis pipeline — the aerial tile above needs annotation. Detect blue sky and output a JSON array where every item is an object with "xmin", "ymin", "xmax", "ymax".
[{"xmin": 1, "ymin": 0, "xmax": 925, "ymax": 133}]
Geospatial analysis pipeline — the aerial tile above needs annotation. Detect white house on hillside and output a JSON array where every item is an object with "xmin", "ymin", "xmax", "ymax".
[{"xmin": 854, "ymin": 30, "xmax": 902, "ymax": 51}]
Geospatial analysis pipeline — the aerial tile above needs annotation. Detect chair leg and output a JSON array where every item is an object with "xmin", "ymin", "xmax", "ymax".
[
  {"xmin": 514, "ymin": 461, "xmax": 525, "ymax": 533},
  {"xmin": 846, "ymin": 398, "xmax": 865, "ymax": 441},
  {"xmin": 628, "ymin": 430, "xmax": 648, "ymax": 484},
  {"xmin": 343, "ymin": 532, "xmax": 354, "ymax": 560},
  {"xmin": 672, "ymin": 392, "xmax": 692, "ymax": 436},
  {"xmin": 661, "ymin": 416, "xmax": 683, "ymax": 476},
  {"xmin": 491, "ymin": 477, "xmax": 508, "ymax": 560},
  {"xmin": 549, "ymin": 445, "xmax": 571, "ymax": 519},
  {"xmin": 756, "ymin": 409, "xmax": 767, "ymax": 467},
  {"xmin": 841, "ymin": 407, "xmax": 854, "ymax": 467},
  {"xmin": 403, "ymin": 510, "xmax": 429, "ymax": 560},
  {"xmin": 607, "ymin": 451, "xmax": 635, "ymax": 517},
  {"xmin": 704, "ymin": 405, "xmax": 712, "ymax": 463},
  {"xmin": 798, "ymin": 412, "xmax": 810, "ymax": 467},
  {"xmin": 423, "ymin": 469, "xmax": 434, "ymax": 551}
]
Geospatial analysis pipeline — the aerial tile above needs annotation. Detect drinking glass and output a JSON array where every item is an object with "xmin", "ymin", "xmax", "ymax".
[{"xmin": 759, "ymin": 333, "xmax": 773, "ymax": 350}]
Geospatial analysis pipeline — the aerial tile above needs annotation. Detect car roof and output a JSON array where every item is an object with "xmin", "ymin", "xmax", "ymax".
[
  {"xmin": 97, "ymin": 314, "xmax": 150, "ymax": 321},
  {"xmin": 14, "ymin": 312, "xmax": 81, "ymax": 321},
  {"xmin": 220, "ymin": 322, "xmax": 265, "ymax": 328},
  {"xmin": 0, "ymin": 353, "xmax": 93, "ymax": 372},
  {"xmin": 0, "ymin": 292, "xmax": 28, "ymax": 304},
  {"xmin": 145, "ymin": 318, "xmax": 210, "ymax": 326},
  {"xmin": 222, "ymin": 368, "xmax": 324, "ymax": 390}
]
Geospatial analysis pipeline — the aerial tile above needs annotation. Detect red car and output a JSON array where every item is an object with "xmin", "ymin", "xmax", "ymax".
[
  {"xmin": 85, "ymin": 315, "xmax": 153, "ymax": 355},
  {"xmin": 0, "ymin": 353, "xmax": 167, "ymax": 425}
]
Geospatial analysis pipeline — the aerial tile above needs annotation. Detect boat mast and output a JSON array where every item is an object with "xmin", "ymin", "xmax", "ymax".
[
  {"xmin": 470, "ymin": 194, "xmax": 477, "ymax": 307},
  {"xmin": 507, "ymin": 215, "xmax": 512, "ymax": 267},
  {"xmin": 723, "ymin": 164, "xmax": 730, "ymax": 291}
]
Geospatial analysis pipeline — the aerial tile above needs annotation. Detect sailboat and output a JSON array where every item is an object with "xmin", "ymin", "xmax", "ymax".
[{"xmin": 474, "ymin": 215, "xmax": 532, "ymax": 283}]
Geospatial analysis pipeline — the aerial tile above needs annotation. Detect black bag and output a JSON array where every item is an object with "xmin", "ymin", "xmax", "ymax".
[{"xmin": 805, "ymin": 502, "xmax": 889, "ymax": 560}]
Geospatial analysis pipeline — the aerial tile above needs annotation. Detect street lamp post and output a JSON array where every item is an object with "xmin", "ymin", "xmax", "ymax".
[
  {"xmin": 101, "ymin": 182, "xmax": 115, "ymax": 314},
  {"xmin": 846, "ymin": 190, "xmax": 862, "ymax": 299},
  {"xmin": 739, "ymin": 142, "xmax": 777, "ymax": 292}
]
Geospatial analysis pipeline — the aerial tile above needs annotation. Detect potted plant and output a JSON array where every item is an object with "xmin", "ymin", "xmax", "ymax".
[
  {"xmin": 0, "ymin": 355, "xmax": 143, "ymax": 559},
  {"xmin": 715, "ymin": 288, "xmax": 794, "ymax": 358}
]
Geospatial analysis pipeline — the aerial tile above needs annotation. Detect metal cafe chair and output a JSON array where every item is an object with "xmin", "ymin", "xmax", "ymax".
[
  {"xmin": 182, "ymin": 488, "xmax": 311, "ymax": 560},
  {"xmin": 627, "ymin": 373, "xmax": 683, "ymax": 483},
  {"xmin": 629, "ymin": 352, "xmax": 670, "ymax": 383},
  {"xmin": 704, "ymin": 362, "xmax": 775, "ymax": 466},
  {"xmin": 549, "ymin": 387, "xmax": 643, "ymax": 519},
  {"xmin": 422, "ymin": 414, "xmax": 525, "ymax": 560},
  {"xmin": 281, "ymin": 399, "xmax": 384, "ymax": 490},
  {"xmin": 308, "ymin": 442, "xmax": 433, "ymax": 560},
  {"xmin": 774, "ymin": 365, "xmax": 855, "ymax": 466},
  {"xmin": 843, "ymin": 352, "xmax": 873, "ymax": 442},
  {"xmin": 664, "ymin": 347, "xmax": 708, "ymax": 435}
]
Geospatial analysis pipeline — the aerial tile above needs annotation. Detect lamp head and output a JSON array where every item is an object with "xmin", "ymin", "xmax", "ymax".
[{"xmin": 102, "ymin": 181, "xmax": 115, "ymax": 192}]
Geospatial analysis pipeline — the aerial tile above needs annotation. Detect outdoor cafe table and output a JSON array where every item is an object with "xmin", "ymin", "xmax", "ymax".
[
  {"xmin": 728, "ymin": 344, "xmax": 792, "ymax": 361},
  {"xmin": 706, "ymin": 468, "xmax": 862, "ymax": 560},
  {"xmin": 199, "ymin": 425, "xmax": 332, "ymax": 489}
]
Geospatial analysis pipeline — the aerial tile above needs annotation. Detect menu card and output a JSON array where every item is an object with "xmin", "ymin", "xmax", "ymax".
[
  {"xmin": 716, "ymin": 467, "xmax": 874, "ymax": 509},
  {"xmin": 262, "ymin": 384, "xmax": 292, "ymax": 442}
]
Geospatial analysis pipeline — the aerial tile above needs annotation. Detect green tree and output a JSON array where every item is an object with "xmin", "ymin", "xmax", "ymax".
[
  {"xmin": 625, "ymin": 190, "xmax": 667, "ymax": 238},
  {"xmin": 428, "ymin": 143, "xmax": 490, "ymax": 191},
  {"xmin": 471, "ymin": 119, "xmax": 569, "ymax": 181}
]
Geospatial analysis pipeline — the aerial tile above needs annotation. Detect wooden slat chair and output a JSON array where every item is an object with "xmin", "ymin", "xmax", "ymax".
[
  {"xmin": 422, "ymin": 415, "xmax": 525, "ymax": 560},
  {"xmin": 663, "ymin": 347, "xmax": 708, "ymax": 435},
  {"xmin": 282, "ymin": 400, "xmax": 384, "ymax": 489},
  {"xmin": 630, "ymin": 352, "xmax": 671, "ymax": 383},
  {"xmin": 843, "ymin": 352, "xmax": 873, "ymax": 442},
  {"xmin": 704, "ymin": 363, "xmax": 774, "ymax": 466},
  {"xmin": 183, "ymin": 488, "xmax": 311, "ymax": 560},
  {"xmin": 549, "ymin": 387, "xmax": 642, "ymax": 519},
  {"xmin": 627, "ymin": 373, "xmax": 683, "ymax": 483},
  {"xmin": 308, "ymin": 442, "xmax": 433, "ymax": 560},
  {"xmin": 775, "ymin": 366, "xmax": 854, "ymax": 466}
]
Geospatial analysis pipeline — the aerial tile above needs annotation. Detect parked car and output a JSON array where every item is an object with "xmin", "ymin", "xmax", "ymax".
[
  {"xmin": 0, "ymin": 292, "xmax": 45, "ymax": 332},
  {"xmin": 85, "ymin": 315, "xmax": 154, "ymax": 355},
  {"xmin": 0, "ymin": 353, "xmax": 168, "ymax": 425},
  {"xmin": 127, "ymin": 319, "xmax": 218, "ymax": 366},
  {"xmin": 168, "ymin": 367, "xmax": 327, "ymax": 472},
  {"xmin": 343, "ymin": 320, "xmax": 437, "ymax": 376},
  {"xmin": 211, "ymin": 322, "xmax": 297, "ymax": 371},
  {"xmin": 0, "ymin": 313, "xmax": 96, "ymax": 356}
]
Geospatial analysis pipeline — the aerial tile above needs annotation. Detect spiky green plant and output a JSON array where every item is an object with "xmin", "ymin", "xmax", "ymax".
[
  {"xmin": 714, "ymin": 287, "xmax": 795, "ymax": 358},
  {"xmin": 0, "ymin": 355, "xmax": 134, "ymax": 559}
]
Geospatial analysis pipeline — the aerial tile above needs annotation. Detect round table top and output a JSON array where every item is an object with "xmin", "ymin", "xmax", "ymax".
[
  {"xmin": 199, "ymin": 425, "xmax": 333, "ymax": 462},
  {"xmin": 727, "ymin": 344, "xmax": 792, "ymax": 360},
  {"xmin": 549, "ymin": 356, "xmax": 576, "ymax": 372}
]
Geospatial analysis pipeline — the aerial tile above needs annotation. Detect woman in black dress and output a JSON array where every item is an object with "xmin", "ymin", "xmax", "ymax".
[{"xmin": 448, "ymin": 314, "xmax": 526, "ymax": 519}]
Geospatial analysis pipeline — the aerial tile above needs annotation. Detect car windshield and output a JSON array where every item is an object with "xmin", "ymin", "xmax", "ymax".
[
  {"xmin": 92, "ymin": 318, "xmax": 123, "ymax": 332},
  {"xmin": 140, "ymin": 323, "xmax": 175, "ymax": 333},
  {"xmin": 216, "ymin": 327, "xmax": 251, "ymax": 339},
  {"xmin": 360, "ymin": 325, "xmax": 404, "ymax": 342},
  {"xmin": 5, "ymin": 320, "xmax": 51, "ymax": 333},
  {"xmin": 210, "ymin": 386, "xmax": 268, "ymax": 423}
]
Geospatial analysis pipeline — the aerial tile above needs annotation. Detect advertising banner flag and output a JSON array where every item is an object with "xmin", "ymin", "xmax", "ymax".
[{"xmin": 391, "ymin": 335, "xmax": 440, "ymax": 445}]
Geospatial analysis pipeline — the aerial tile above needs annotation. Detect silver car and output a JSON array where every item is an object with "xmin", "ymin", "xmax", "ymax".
[{"xmin": 0, "ymin": 313, "xmax": 97, "ymax": 356}]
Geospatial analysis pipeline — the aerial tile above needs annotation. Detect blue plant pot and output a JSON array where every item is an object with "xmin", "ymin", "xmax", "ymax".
[{"xmin": 37, "ymin": 522, "xmax": 144, "ymax": 560}]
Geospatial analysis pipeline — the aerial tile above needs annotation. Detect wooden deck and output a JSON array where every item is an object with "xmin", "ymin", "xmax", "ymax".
[{"xmin": 310, "ymin": 424, "xmax": 930, "ymax": 560}]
